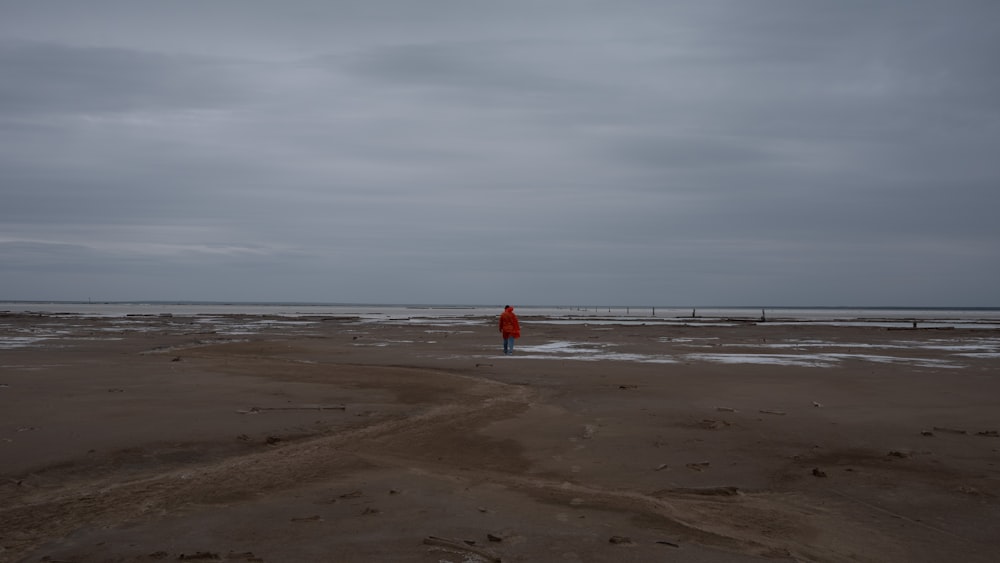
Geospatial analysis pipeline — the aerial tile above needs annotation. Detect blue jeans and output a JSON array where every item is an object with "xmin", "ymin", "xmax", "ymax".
[{"xmin": 503, "ymin": 335, "xmax": 515, "ymax": 355}]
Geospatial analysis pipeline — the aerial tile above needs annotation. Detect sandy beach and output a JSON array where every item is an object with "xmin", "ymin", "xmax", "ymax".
[{"xmin": 1, "ymin": 311, "xmax": 998, "ymax": 562}]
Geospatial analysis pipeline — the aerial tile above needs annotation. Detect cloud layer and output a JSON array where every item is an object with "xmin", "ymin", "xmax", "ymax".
[{"xmin": 2, "ymin": 1, "xmax": 998, "ymax": 305}]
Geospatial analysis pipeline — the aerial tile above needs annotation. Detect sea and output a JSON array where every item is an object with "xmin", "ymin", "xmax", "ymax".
[{"xmin": 2, "ymin": 302, "xmax": 1000, "ymax": 329}]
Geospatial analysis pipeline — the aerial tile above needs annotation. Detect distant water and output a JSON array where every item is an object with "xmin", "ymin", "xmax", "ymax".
[{"xmin": 2, "ymin": 302, "xmax": 999, "ymax": 329}]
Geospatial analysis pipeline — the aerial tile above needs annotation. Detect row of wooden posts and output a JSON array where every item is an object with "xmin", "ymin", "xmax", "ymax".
[{"xmin": 579, "ymin": 307, "xmax": 771, "ymax": 321}]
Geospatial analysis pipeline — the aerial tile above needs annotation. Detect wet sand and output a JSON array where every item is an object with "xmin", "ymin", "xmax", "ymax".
[{"xmin": 1, "ymin": 313, "xmax": 999, "ymax": 562}]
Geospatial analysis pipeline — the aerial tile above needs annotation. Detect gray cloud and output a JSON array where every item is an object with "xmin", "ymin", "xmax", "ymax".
[
  {"xmin": 1, "ymin": 1, "xmax": 998, "ymax": 305},
  {"xmin": 0, "ymin": 41, "xmax": 256, "ymax": 115}
]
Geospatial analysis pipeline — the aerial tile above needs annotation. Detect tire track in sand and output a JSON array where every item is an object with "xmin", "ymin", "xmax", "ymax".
[
  {"xmin": 0, "ymin": 368, "xmax": 527, "ymax": 559},
  {"xmin": 1, "ymin": 364, "xmax": 899, "ymax": 563}
]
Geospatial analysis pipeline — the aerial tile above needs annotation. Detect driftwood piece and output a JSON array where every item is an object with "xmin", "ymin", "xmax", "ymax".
[
  {"xmin": 422, "ymin": 536, "xmax": 502, "ymax": 562},
  {"xmin": 178, "ymin": 552, "xmax": 221, "ymax": 560},
  {"xmin": 609, "ymin": 535, "xmax": 634, "ymax": 545}
]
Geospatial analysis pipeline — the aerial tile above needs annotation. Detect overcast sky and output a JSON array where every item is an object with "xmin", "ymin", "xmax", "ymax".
[{"xmin": 2, "ymin": 1, "xmax": 998, "ymax": 306}]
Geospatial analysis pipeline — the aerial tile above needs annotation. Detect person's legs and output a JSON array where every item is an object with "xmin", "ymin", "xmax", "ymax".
[
  {"xmin": 506, "ymin": 336, "xmax": 515, "ymax": 355},
  {"xmin": 502, "ymin": 333, "xmax": 509, "ymax": 354}
]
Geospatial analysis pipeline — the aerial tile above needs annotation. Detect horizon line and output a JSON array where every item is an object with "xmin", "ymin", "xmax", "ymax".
[{"xmin": 2, "ymin": 300, "xmax": 998, "ymax": 311}]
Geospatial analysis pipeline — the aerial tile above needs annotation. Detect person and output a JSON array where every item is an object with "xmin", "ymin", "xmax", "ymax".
[{"xmin": 499, "ymin": 305, "xmax": 520, "ymax": 355}]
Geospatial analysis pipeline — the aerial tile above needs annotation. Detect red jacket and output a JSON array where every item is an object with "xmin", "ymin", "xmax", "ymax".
[{"xmin": 499, "ymin": 307, "xmax": 520, "ymax": 338}]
